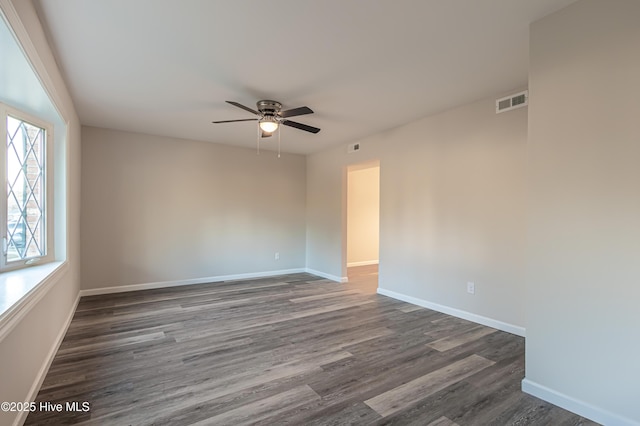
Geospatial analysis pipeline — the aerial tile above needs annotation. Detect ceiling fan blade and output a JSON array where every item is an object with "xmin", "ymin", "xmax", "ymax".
[
  {"xmin": 226, "ymin": 101, "xmax": 259, "ymax": 115},
  {"xmin": 261, "ymin": 131, "xmax": 272, "ymax": 138},
  {"xmin": 282, "ymin": 120, "xmax": 321, "ymax": 134},
  {"xmin": 280, "ymin": 106, "xmax": 314, "ymax": 118},
  {"xmin": 212, "ymin": 118, "xmax": 258, "ymax": 124}
]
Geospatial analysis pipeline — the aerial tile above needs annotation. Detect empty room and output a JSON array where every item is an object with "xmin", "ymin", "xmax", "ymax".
[{"xmin": 0, "ymin": 0, "xmax": 638, "ymax": 425}]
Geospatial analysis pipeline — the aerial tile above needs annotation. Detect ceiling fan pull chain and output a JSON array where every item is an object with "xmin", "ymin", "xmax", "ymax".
[
  {"xmin": 256, "ymin": 122, "xmax": 260, "ymax": 155},
  {"xmin": 278, "ymin": 125, "xmax": 281, "ymax": 158}
]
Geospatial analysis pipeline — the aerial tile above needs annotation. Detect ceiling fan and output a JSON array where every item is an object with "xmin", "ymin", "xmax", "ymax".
[{"xmin": 212, "ymin": 100, "xmax": 321, "ymax": 138}]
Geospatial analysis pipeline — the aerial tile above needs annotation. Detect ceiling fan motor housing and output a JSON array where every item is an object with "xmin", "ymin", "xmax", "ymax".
[{"xmin": 257, "ymin": 100, "xmax": 282, "ymax": 115}]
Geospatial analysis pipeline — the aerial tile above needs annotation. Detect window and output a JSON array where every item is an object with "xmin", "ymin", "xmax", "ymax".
[{"xmin": 0, "ymin": 104, "xmax": 54, "ymax": 271}]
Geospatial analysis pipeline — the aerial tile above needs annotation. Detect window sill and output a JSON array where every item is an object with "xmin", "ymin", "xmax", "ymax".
[{"xmin": 0, "ymin": 261, "xmax": 68, "ymax": 342}]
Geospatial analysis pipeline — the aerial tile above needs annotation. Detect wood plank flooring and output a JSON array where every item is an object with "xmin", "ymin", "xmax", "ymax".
[{"xmin": 25, "ymin": 268, "xmax": 598, "ymax": 425}]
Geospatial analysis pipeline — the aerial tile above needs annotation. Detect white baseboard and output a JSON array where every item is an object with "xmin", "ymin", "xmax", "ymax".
[
  {"xmin": 305, "ymin": 268, "xmax": 348, "ymax": 283},
  {"xmin": 79, "ymin": 268, "xmax": 307, "ymax": 297},
  {"xmin": 14, "ymin": 292, "xmax": 80, "ymax": 426},
  {"xmin": 346, "ymin": 260, "xmax": 379, "ymax": 267},
  {"xmin": 522, "ymin": 379, "xmax": 638, "ymax": 426},
  {"xmin": 376, "ymin": 287, "xmax": 526, "ymax": 337}
]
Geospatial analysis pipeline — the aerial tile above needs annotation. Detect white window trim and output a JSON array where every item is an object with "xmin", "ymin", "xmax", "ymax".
[
  {"xmin": 0, "ymin": 3, "xmax": 70, "ymax": 343},
  {"xmin": 0, "ymin": 102, "xmax": 55, "ymax": 272},
  {"xmin": 0, "ymin": 260, "xmax": 67, "ymax": 342}
]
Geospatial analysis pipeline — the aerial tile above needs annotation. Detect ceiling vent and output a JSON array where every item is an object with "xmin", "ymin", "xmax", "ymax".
[
  {"xmin": 347, "ymin": 142, "xmax": 361, "ymax": 153},
  {"xmin": 496, "ymin": 90, "xmax": 528, "ymax": 114}
]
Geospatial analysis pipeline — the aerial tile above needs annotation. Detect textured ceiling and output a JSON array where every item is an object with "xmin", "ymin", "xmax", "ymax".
[{"xmin": 35, "ymin": 0, "xmax": 577, "ymax": 155}]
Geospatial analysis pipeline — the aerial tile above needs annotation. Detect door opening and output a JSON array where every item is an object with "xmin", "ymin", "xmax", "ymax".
[{"xmin": 346, "ymin": 162, "xmax": 380, "ymax": 293}]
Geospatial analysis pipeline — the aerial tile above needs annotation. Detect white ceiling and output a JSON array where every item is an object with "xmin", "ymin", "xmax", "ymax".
[{"xmin": 35, "ymin": 0, "xmax": 577, "ymax": 155}]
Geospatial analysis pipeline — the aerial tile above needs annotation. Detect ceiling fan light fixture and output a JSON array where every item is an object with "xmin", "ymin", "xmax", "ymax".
[
  {"xmin": 259, "ymin": 116, "xmax": 278, "ymax": 133},
  {"xmin": 213, "ymin": 100, "xmax": 320, "ymax": 134}
]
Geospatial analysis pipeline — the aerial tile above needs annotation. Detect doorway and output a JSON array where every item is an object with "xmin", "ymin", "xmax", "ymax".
[{"xmin": 346, "ymin": 162, "xmax": 380, "ymax": 293}]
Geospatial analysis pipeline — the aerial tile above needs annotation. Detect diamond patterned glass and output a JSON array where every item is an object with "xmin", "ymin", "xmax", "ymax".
[{"xmin": 6, "ymin": 115, "xmax": 45, "ymax": 262}]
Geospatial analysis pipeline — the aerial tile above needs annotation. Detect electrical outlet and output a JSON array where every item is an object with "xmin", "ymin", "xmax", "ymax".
[
  {"xmin": 467, "ymin": 282, "xmax": 475, "ymax": 294},
  {"xmin": 275, "ymin": 252, "xmax": 280, "ymax": 260}
]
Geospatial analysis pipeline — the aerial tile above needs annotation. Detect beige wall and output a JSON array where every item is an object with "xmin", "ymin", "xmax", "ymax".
[
  {"xmin": 347, "ymin": 165, "xmax": 379, "ymax": 266},
  {"xmin": 81, "ymin": 127, "xmax": 307, "ymax": 290},
  {"xmin": 306, "ymin": 150, "xmax": 351, "ymax": 281},
  {"xmin": 524, "ymin": 0, "xmax": 640, "ymax": 423},
  {"xmin": 0, "ymin": 1, "xmax": 81, "ymax": 426},
  {"xmin": 307, "ymin": 95, "xmax": 527, "ymax": 329}
]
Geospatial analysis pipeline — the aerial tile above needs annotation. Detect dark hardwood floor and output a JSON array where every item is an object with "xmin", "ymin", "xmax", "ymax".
[{"xmin": 26, "ymin": 269, "xmax": 598, "ymax": 425}]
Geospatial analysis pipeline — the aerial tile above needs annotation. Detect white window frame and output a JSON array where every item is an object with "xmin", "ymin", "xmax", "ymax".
[{"xmin": 0, "ymin": 102, "xmax": 54, "ymax": 271}]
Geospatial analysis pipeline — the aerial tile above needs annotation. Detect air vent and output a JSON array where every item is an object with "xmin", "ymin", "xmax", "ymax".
[
  {"xmin": 496, "ymin": 90, "xmax": 528, "ymax": 114},
  {"xmin": 347, "ymin": 143, "xmax": 361, "ymax": 153}
]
